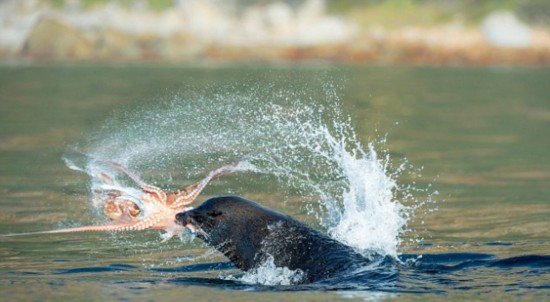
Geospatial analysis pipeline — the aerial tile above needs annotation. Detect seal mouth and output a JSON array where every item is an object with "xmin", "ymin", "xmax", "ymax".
[
  {"xmin": 175, "ymin": 211, "xmax": 207, "ymax": 238},
  {"xmin": 185, "ymin": 223, "xmax": 198, "ymax": 233},
  {"xmin": 175, "ymin": 212, "xmax": 194, "ymax": 229}
]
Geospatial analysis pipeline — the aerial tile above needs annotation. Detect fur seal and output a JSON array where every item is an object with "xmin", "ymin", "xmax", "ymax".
[{"xmin": 175, "ymin": 195, "xmax": 370, "ymax": 283}]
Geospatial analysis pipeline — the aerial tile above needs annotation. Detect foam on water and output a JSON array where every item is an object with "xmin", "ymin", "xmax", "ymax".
[
  {"xmin": 71, "ymin": 81, "xmax": 430, "ymax": 282},
  {"xmin": 227, "ymin": 255, "xmax": 305, "ymax": 286}
]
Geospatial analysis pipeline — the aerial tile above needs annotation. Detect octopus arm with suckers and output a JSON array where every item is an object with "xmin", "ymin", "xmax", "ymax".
[{"xmin": 1, "ymin": 160, "xmax": 239, "ymax": 242}]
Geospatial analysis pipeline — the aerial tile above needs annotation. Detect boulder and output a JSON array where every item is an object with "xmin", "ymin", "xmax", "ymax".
[
  {"xmin": 23, "ymin": 18, "xmax": 94, "ymax": 59},
  {"xmin": 481, "ymin": 11, "xmax": 532, "ymax": 48}
]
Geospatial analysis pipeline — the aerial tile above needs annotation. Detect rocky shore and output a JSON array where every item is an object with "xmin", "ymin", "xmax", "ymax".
[{"xmin": 1, "ymin": 0, "xmax": 549, "ymax": 65}]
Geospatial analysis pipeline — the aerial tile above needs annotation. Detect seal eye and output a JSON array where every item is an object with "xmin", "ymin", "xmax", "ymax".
[{"xmin": 208, "ymin": 210, "xmax": 223, "ymax": 218}]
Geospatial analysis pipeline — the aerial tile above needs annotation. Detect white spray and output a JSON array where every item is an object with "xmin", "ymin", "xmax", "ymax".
[{"xmin": 74, "ymin": 81, "xmax": 427, "ymax": 284}]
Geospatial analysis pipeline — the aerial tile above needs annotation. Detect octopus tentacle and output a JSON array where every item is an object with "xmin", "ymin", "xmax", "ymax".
[
  {"xmin": 170, "ymin": 181, "xmax": 204, "ymax": 209},
  {"xmin": 1, "ymin": 162, "xmax": 238, "ymax": 241},
  {"xmin": 1, "ymin": 225, "xmax": 131, "ymax": 237},
  {"xmin": 170, "ymin": 163, "xmax": 238, "ymax": 209},
  {"xmin": 1, "ymin": 214, "xmax": 165, "ymax": 237},
  {"xmin": 159, "ymin": 225, "xmax": 186, "ymax": 242},
  {"xmin": 108, "ymin": 161, "xmax": 167, "ymax": 203}
]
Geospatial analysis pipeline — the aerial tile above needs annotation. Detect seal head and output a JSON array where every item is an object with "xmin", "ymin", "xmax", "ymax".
[{"xmin": 176, "ymin": 195, "xmax": 369, "ymax": 283}]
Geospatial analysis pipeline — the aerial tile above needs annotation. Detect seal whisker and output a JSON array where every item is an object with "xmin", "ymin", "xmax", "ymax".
[{"xmin": 197, "ymin": 227, "xmax": 210, "ymax": 240}]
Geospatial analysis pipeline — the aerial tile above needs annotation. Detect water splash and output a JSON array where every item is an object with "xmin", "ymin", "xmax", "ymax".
[
  {"xmin": 228, "ymin": 255, "xmax": 305, "ymax": 286},
  {"xmin": 72, "ymin": 80, "xmax": 428, "ymax": 264}
]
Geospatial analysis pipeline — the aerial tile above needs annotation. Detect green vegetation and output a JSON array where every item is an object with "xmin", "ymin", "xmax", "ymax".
[
  {"xmin": 146, "ymin": 0, "xmax": 173, "ymax": 11},
  {"xmin": 44, "ymin": 0, "xmax": 549, "ymax": 26},
  {"xmin": 48, "ymin": 0, "xmax": 173, "ymax": 10},
  {"xmin": 333, "ymin": 1, "xmax": 457, "ymax": 28},
  {"xmin": 327, "ymin": 0, "xmax": 549, "ymax": 27}
]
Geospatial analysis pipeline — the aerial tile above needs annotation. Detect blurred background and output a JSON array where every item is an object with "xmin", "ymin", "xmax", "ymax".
[{"xmin": 1, "ymin": 0, "xmax": 549, "ymax": 65}]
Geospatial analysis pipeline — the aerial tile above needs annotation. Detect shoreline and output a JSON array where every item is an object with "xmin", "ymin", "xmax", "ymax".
[{"xmin": 2, "ymin": 0, "xmax": 549, "ymax": 66}]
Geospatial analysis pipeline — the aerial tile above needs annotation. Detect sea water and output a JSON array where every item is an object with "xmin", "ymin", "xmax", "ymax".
[
  {"xmin": 68, "ymin": 80, "xmax": 431, "ymax": 285},
  {"xmin": 1, "ymin": 65, "xmax": 548, "ymax": 300}
]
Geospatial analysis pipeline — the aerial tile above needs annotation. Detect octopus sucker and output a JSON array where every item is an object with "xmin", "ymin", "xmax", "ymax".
[{"xmin": 1, "ymin": 161, "xmax": 239, "ymax": 241}]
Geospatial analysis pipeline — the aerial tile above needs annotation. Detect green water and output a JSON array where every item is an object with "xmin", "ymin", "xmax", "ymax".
[{"xmin": 0, "ymin": 64, "xmax": 549, "ymax": 301}]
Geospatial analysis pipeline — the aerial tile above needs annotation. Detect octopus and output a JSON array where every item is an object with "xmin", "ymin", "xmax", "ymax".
[{"xmin": 4, "ymin": 160, "xmax": 239, "ymax": 241}]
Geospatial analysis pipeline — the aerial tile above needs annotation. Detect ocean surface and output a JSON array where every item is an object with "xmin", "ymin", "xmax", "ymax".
[{"xmin": 0, "ymin": 64, "xmax": 548, "ymax": 301}]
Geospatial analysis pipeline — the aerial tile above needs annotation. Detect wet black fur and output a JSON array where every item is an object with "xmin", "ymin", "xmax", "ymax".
[{"xmin": 176, "ymin": 195, "xmax": 369, "ymax": 283}]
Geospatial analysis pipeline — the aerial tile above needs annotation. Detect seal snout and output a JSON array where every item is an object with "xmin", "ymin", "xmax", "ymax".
[
  {"xmin": 175, "ymin": 211, "xmax": 191, "ymax": 226},
  {"xmin": 175, "ymin": 211, "xmax": 198, "ymax": 233}
]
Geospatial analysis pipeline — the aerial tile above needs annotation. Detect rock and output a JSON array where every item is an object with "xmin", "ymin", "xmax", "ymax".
[
  {"xmin": 265, "ymin": 2, "xmax": 294, "ymax": 31},
  {"xmin": 0, "ymin": 0, "xmax": 42, "ymax": 55},
  {"xmin": 96, "ymin": 28, "xmax": 141, "ymax": 59},
  {"xmin": 178, "ymin": 0, "xmax": 235, "ymax": 44},
  {"xmin": 292, "ymin": 0, "xmax": 357, "ymax": 46},
  {"xmin": 481, "ymin": 11, "xmax": 532, "ymax": 48},
  {"xmin": 23, "ymin": 18, "xmax": 94, "ymax": 59},
  {"xmin": 161, "ymin": 33, "xmax": 205, "ymax": 61},
  {"xmin": 241, "ymin": 7, "xmax": 269, "ymax": 44}
]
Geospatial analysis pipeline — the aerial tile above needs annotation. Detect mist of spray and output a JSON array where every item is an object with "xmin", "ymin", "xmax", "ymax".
[{"xmin": 72, "ymin": 80, "xmax": 427, "ymax": 272}]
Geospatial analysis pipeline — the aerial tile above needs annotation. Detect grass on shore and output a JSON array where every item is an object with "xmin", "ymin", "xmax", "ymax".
[
  {"xmin": 328, "ymin": 0, "xmax": 549, "ymax": 28},
  {"xmin": 45, "ymin": 0, "xmax": 549, "ymax": 27}
]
